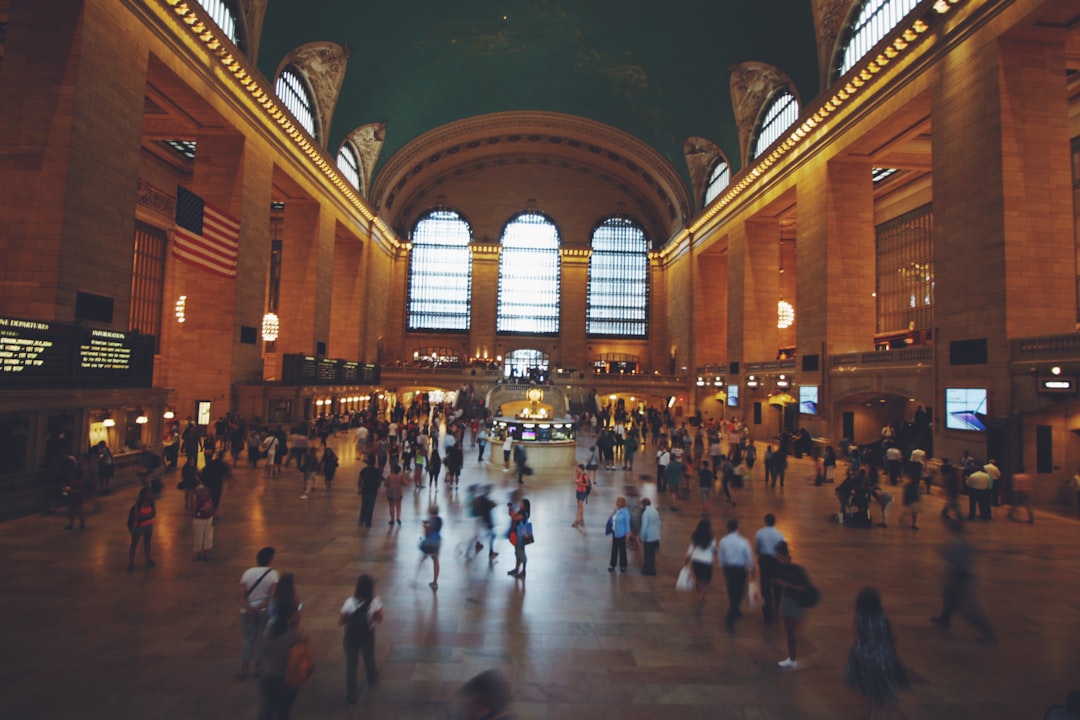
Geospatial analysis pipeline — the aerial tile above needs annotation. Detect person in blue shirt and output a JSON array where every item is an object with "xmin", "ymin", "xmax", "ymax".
[
  {"xmin": 607, "ymin": 496, "xmax": 631, "ymax": 572},
  {"xmin": 639, "ymin": 498, "xmax": 661, "ymax": 576}
]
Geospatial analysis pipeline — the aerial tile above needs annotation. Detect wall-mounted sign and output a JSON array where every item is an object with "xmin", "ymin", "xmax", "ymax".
[
  {"xmin": 280, "ymin": 354, "xmax": 380, "ymax": 386},
  {"xmin": 0, "ymin": 315, "xmax": 153, "ymax": 389},
  {"xmin": 1037, "ymin": 376, "xmax": 1077, "ymax": 396}
]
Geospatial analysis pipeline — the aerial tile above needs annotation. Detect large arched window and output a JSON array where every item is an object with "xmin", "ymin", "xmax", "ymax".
[
  {"xmin": 336, "ymin": 143, "xmax": 361, "ymax": 190},
  {"xmin": 587, "ymin": 217, "xmax": 649, "ymax": 338},
  {"xmin": 195, "ymin": 0, "xmax": 240, "ymax": 48},
  {"xmin": 837, "ymin": 0, "xmax": 921, "ymax": 79},
  {"xmin": 497, "ymin": 212, "xmax": 561, "ymax": 335},
  {"xmin": 407, "ymin": 209, "xmax": 473, "ymax": 331},
  {"xmin": 275, "ymin": 67, "xmax": 316, "ymax": 138},
  {"xmin": 703, "ymin": 158, "xmax": 731, "ymax": 206},
  {"xmin": 751, "ymin": 90, "xmax": 799, "ymax": 161}
]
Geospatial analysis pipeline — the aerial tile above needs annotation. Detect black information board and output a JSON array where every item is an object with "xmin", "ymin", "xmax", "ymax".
[
  {"xmin": 0, "ymin": 316, "xmax": 154, "ymax": 389},
  {"xmin": 281, "ymin": 354, "xmax": 380, "ymax": 386}
]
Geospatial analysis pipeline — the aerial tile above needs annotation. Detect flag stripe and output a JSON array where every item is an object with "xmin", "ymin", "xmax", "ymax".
[{"xmin": 172, "ymin": 187, "xmax": 240, "ymax": 279}]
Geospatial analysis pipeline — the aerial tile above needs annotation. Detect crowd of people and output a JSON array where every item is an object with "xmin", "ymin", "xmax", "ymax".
[{"xmin": 45, "ymin": 396, "xmax": 1073, "ymax": 719}]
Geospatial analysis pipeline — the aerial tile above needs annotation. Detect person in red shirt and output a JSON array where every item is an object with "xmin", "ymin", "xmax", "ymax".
[{"xmin": 127, "ymin": 488, "xmax": 157, "ymax": 572}]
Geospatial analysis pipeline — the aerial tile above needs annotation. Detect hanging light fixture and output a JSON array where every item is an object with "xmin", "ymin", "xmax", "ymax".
[
  {"xmin": 261, "ymin": 312, "xmax": 280, "ymax": 342},
  {"xmin": 777, "ymin": 224, "xmax": 795, "ymax": 329}
]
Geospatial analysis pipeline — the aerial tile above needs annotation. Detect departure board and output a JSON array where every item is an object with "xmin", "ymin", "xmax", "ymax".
[
  {"xmin": 281, "ymin": 354, "xmax": 380, "ymax": 386},
  {"xmin": 0, "ymin": 316, "xmax": 154, "ymax": 388}
]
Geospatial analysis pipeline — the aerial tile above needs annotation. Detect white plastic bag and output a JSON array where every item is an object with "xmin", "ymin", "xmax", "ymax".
[
  {"xmin": 747, "ymin": 580, "xmax": 763, "ymax": 608},
  {"xmin": 675, "ymin": 565, "xmax": 694, "ymax": 592}
]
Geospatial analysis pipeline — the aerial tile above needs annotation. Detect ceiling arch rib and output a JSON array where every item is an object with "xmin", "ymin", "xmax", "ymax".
[{"xmin": 370, "ymin": 112, "xmax": 692, "ymax": 246}]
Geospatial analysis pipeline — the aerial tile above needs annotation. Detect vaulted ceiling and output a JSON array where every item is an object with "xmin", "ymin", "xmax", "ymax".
[{"xmin": 255, "ymin": 0, "xmax": 822, "ymax": 240}]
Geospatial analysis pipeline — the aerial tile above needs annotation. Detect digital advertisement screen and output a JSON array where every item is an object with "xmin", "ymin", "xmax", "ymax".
[
  {"xmin": 727, "ymin": 384, "xmax": 739, "ymax": 407},
  {"xmin": 799, "ymin": 385, "xmax": 818, "ymax": 415},
  {"xmin": 945, "ymin": 388, "xmax": 987, "ymax": 431}
]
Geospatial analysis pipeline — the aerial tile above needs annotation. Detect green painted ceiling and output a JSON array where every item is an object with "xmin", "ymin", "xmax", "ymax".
[{"xmin": 257, "ymin": 0, "xmax": 821, "ymax": 193}]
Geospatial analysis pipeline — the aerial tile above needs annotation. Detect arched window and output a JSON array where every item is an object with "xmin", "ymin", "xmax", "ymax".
[
  {"xmin": 336, "ymin": 143, "xmax": 361, "ymax": 190},
  {"xmin": 838, "ymin": 0, "xmax": 921, "ymax": 79},
  {"xmin": 497, "ymin": 212, "xmax": 561, "ymax": 335},
  {"xmin": 704, "ymin": 158, "xmax": 731, "ymax": 206},
  {"xmin": 407, "ymin": 209, "xmax": 473, "ymax": 331},
  {"xmin": 195, "ymin": 0, "xmax": 240, "ymax": 48},
  {"xmin": 275, "ymin": 67, "xmax": 317, "ymax": 138},
  {"xmin": 751, "ymin": 90, "xmax": 799, "ymax": 161},
  {"xmin": 587, "ymin": 217, "xmax": 649, "ymax": 338}
]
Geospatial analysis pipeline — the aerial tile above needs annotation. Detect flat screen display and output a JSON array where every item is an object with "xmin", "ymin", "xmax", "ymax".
[
  {"xmin": 945, "ymin": 388, "xmax": 987, "ymax": 431},
  {"xmin": 799, "ymin": 385, "xmax": 818, "ymax": 415},
  {"xmin": 727, "ymin": 384, "xmax": 739, "ymax": 407}
]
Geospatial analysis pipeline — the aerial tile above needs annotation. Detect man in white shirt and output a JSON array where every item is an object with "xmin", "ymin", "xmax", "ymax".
[
  {"xmin": 885, "ymin": 443, "xmax": 903, "ymax": 486},
  {"xmin": 237, "ymin": 546, "xmax": 279, "ymax": 680},
  {"xmin": 983, "ymin": 459, "xmax": 1001, "ymax": 510},
  {"xmin": 754, "ymin": 514, "xmax": 785, "ymax": 626},
  {"xmin": 718, "ymin": 518, "xmax": 755, "ymax": 633},
  {"xmin": 656, "ymin": 447, "xmax": 670, "ymax": 492}
]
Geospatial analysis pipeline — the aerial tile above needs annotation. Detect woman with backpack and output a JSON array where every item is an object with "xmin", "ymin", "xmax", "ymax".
[
  {"xmin": 772, "ymin": 541, "xmax": 818, "ymax": 670},
  {"xmin": 259, "ymin": 573, "xmax": 307, "ymax": 719},
  {"xmin": 339, "ymin": 574, "xmax": 384, "ymax": 706},
  {"xmin": 572, "ymin": 464, "xmax": 591, "ymax": 528},
  {"xmin": 126, "ymin": 487, "xmax": 157, "ymax": 572}
]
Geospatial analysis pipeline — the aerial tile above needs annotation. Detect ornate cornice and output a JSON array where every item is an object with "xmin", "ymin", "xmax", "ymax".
[{"xmin": 136, "ymin": 178, "xmax": 175, "ymax": 219}]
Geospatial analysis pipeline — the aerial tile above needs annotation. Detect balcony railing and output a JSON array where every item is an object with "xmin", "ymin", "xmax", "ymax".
[
  {"xmin": 830, "ymin": 346, "xmax": 933, "ymax": 368},
  {"xmin": 1011, "ymin": 333, "xmax": 1080, "ymax": 359}
]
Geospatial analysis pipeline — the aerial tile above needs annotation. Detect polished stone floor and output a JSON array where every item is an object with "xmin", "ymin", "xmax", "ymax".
[{"xmin": 2, "ymin": 433, "xmax": 1078, "ymax": 720}]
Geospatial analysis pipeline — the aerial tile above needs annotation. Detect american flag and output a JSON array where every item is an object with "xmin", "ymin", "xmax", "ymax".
[{"xmin": 173, "ymin": 185, "xmax": 239, "ymax": 279}]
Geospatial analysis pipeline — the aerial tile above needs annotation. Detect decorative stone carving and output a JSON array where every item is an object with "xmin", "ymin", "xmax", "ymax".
[
  {"xmin": 237, "ymin": 0, "xmax": 269, "ymax": 62},
  {"xmin": 276, "ymin": 41, "xmax": 351, "ymax": 146},
  {"xmin": 341, "ymin": 122, "xmax": 386, "ymax": 199},
  {"xmin": 136, "ymin": 178, "xmax": 174, "ymax": 219},
  {"xmin": 683, "ymin": 137, "xmax": 727, "ymax": 211},
  {"xmin": 728, "ymin": 62, "xmax": 798, "ymax": 168},
  {"xmin": 812, "ymin": 0, "xmax": 856, "ymax": 89}
]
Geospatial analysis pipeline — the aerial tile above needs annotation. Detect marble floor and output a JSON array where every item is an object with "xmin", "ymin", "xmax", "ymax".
[{"xmin": 2, "ymin": 434, "xmax": 1078, "ymax": 720}]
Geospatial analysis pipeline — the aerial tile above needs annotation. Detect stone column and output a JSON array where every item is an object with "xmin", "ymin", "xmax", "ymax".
[
  {"xmin": 0, "ymin": 0, "xmax": 146, "ymax": 322},
  {"xmin": 932, "ymin": 31, "xmax": 1073, "ymax": 412}
]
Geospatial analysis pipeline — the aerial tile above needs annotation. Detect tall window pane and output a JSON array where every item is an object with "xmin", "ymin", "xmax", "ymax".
[
  {"xmin": 497, "ymin": 213, "xmax": 560, "ymax": 335},
  {"xmin": 751, "ymin": 90, "xmax": 799, "ymax": 161},
  {"xmin": 876, "ymin": 204, "xmax": 934, "ymax": 335},
  {"xmin": 337, "ymin": 144, "xmax": 361, "ymax": 189},
  {"xmin": 275, "ymin": 68, "xmax": 316, "ymax": 138},
  {"xmin": 196, "ymin": 0, "xmax": 239, "ymax": 47},
  {"xmin": 130, "ymin": 221, "xmax": 167, "ymax": 351},
  {"xmin": 408, "ymin": 209, "xmax": 472, "ymax": 331},
  {"xmin": 704, "ymin": 159, "xmax": 730, "ymax": 206},
  {"xmin": 587, "ymin": 217, "xmax": 648, "ymax": 338},
  {"xmin": 838, "ymin": 0, "xmax": 921, "ymax": 79}
]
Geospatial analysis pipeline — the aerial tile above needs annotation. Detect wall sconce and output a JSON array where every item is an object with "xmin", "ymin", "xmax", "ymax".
[
  {"xmin": 136, "ymin": 414, "xmax": 149, "ymax": 425},
  {"xmin": 261, "ymin": 312, "xmax": 280, "ymax": 342},
  {"xmin": 747, "ymin": 375, "xmax": 759, "ymax": 389},
  {"xmin": 776, "ymin": 374, "xmax": 791, "ymax": 390},
  {"xmin": 175, "ymin": 295, "xmax": 187, "ymax": 323},
  {"xmin": 102, "ymin": 418, "xmax": 116, "ymax": 428},
  {"xmin": 163, "ymin": 409, "xmax": 175, "ymax": 420},
  {"xmin": 713, "ymin": 376, "xmax": 724, "ymax": 387},
  {"xmin": 696, "ymin": 376, "xmax": 706, "ymax": 387}
]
